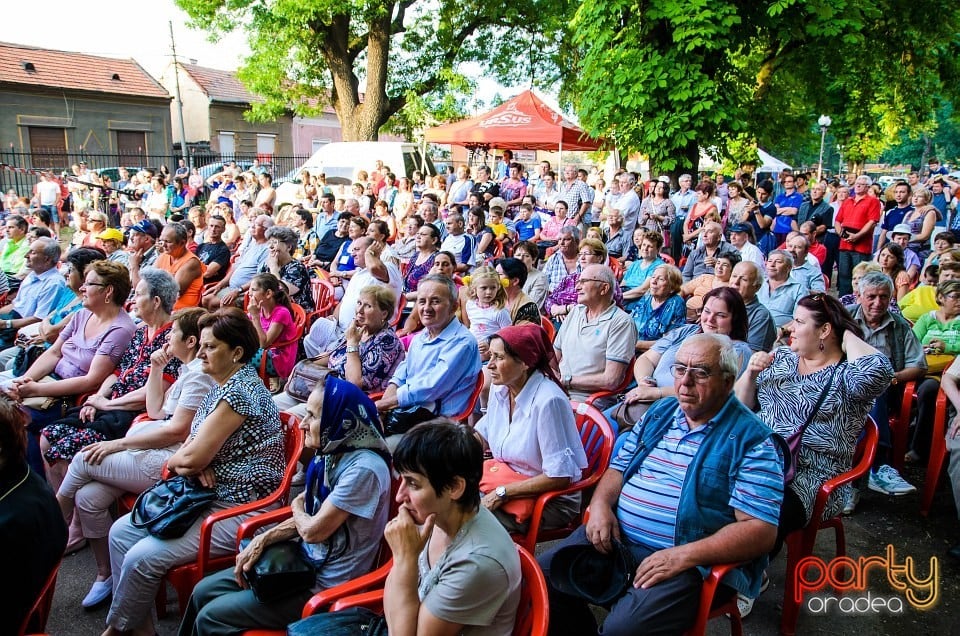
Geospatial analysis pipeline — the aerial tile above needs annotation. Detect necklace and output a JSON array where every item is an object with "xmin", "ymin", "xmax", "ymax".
[{"xmin": 0, "ymin": 467, "xmax": 29, "ymax": 504}]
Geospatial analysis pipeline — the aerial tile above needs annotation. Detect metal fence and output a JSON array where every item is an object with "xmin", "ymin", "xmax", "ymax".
[{"xmin": 0, "ymin": 150, "xmax": 312, "ymax": 201}]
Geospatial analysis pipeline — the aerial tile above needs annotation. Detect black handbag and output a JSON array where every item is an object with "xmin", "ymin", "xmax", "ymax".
[
  {"xmin": 382, "ymin": 405, "xmax": 439, "ymax": 436},
  {"xmin": 243, "ymin": 540, "xmax": 317, "ymax": 603},
  {"xmin": 130, "ymin": 475, "xmax": 217, "ymax": 539}
]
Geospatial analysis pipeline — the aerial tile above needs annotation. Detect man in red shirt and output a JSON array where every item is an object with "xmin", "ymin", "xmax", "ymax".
[{"xmin": 834, "ymin": 175, "xmax": 881, "ymax": 295}]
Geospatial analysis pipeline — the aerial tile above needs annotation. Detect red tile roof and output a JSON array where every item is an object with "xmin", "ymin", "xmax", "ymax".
[
  {"xmin": 181, "ymin": 63, "xmax": 260, "ymax": 105},
  {"xmin": 0, "ymin": 41, "xmax": 169, "ymax": 99}
]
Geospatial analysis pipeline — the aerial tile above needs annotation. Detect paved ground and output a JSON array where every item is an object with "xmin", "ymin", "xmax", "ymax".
[{"xmin": 43, "ymin": 461, "xmax": 960, "ymax": 636}]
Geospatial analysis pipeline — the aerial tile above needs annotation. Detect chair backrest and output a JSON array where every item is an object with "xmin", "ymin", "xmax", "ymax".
[
  {"xmin": 609, "ymin": 256, "xmax": 624, "ymax": 280},
  {"xmin": 311, "ymin": 278, "xmax": 337, "ymax": 317},
  {"xmin": 19, "ymin": 559, "xmax": 60, "ymax": 635},
  {"xmin": 452, "ymin": 372, "xmax": 486, "ymax": 422},
  {"xmin": 278, "ymin": 413, "xmax": 306, "ymax": 505},
  {"xmin": 540, "ymin": 315, "xmax": 556, "ymax": 342},
  {"xmin": 391, "ymin": 294, "xmax": 406, "ymax": 327},
  {"xmin": 513, "ymin": 545, "xmax": 549, "ymax": 636},
  {"xmin": 570, "ymin": 401, "xmax": 616, "ymax": 484},
  {"xmin": 290, "ymin": 303, "xmax": 307, "ymax": 335}
]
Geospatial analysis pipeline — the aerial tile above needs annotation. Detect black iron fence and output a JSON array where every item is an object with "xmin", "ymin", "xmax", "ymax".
[{"xmin": 0, "ymin": 150, "xmax": 312, "ymax": 202}]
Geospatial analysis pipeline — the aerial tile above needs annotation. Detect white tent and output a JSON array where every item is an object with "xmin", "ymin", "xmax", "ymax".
[{"xmin": 757, "ymin": 148, "xmax": 792, "ymax": 173}]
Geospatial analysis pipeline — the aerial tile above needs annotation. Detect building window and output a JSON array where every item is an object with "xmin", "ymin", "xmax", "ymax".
[
  {"xmin": 256, "ymin": 134, "xmax": 276, "ymax": 163},
  {"xmin": 311, "ymin": 138, "xmax": 331, "ymax": 154},
  {"xmin": 116, "ymin": 131, "xmax": 146, "ymax": 165},
  {"xmin": 28, "ymin": 127, "xmax": 67, "ymax": 170},
  {"xmin": 218, "ymin": 132, "xmax": 235, "ymax": 159}
]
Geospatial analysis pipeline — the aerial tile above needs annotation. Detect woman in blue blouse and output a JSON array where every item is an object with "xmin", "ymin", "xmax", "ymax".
[{"xmin": 630, "ymin": 264, "xmax": 686, "ymax": 352}]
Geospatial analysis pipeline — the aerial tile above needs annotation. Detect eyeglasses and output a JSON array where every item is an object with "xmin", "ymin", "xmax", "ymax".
[
  {"xmin": 669, "ymin": 364, "xmax": 715, "ymax": 382},
  {"xmin": 577, "ymin": 278, "xmax": 607, "ymax": 286}
]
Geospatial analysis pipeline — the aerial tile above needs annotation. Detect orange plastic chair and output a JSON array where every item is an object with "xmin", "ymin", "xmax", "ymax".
[
  {"xmin": 18, "ymin": 559, "xmax": 61, "ymax": 635},
  {"xmin": 780, "ymin": 417, "xmax": 878, "ymax": 636},
  {"xmin": 682, "ymin": 562, "xmax": 743, "ymax": 636},
  {"xmin": 920, "ymin": 388, "xmax": 950, "ymax": 516},
  {"xmin": 584, "ymin": 356, "xmax": 636, "ymax": 408},
  {"xmin": 157, "ymin": 413, "xmax": 305, "ymax": 617},
  {"xmin": 513, "ymin": 401, "xmax": 614, "ymax": 553},
  {"xmin": 390, "ymin": 293, "xmax": 406, "ymax": 327},
  {"xmin": 257, "ymin": 303, "xmax": 307, "ymax": 386},
  {"xmin": 453, "ymin": 372, "xmax": 485, "ymax": 423},
  {"xmin": 325, "ymin": 545, "xmax": 548, "ymax": 636}
]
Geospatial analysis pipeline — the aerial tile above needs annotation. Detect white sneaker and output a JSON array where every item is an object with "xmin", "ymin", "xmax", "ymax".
[
  {"xmin": 868, "ymin": 465, "xmax": 917, "ymax": 496},
  {"xmin": 843, "ymin": 487, "xmax": 860, "ymax": 514},
  {"xmin": 82, "ymin": 576, "xmax": 112, "ymax": 609},
  {"xmin": 733, "ymin": 571, "xmax": 769, "ymax": 619}
]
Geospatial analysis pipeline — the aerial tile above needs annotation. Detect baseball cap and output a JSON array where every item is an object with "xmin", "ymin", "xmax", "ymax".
[
  {"xmin": 728, "ymin": 223, "xmax": 751, "ymax": 233},
  {"xmin": 891, "ymin": 223, "xmax": 912, "ymax": 237},
  {"xmin": 96, "ymin": 228, "xmax": 124, "ymax": 243},
  {"xmin": 488, "ymin": 197, "xmax": 507, "ymax": 211},
  {"xmin": 130, "ymin": 219, "xmax": 159, "ymax": 239}
]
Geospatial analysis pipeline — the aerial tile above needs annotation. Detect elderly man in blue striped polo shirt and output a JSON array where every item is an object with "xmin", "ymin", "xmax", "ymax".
[{"xmin": 538, "ymin": 333, "xmax": 784, "ymax": 635}]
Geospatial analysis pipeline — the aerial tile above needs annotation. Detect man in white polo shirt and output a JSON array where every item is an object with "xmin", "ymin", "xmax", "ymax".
[{"xmin": 553, "ymin": 264, "xmax": 636, "ymax": 404}]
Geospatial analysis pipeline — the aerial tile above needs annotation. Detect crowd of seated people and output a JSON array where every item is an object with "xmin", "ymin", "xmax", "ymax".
[{"xmin": 10, "ymin": 161, "xmax": 960, "ymax": 635}]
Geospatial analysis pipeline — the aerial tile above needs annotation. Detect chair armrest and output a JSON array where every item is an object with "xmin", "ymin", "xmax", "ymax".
[
  {"xmin": 236, "ymin": 506, "xmax": 293, "ymax": 545},
  {"xmin": 197, "ymin": 495, "xmax": 286, "ymax": 576},
  {"xmin": 329, "ymin": 589, "xmax": 386, "ymax": 613},
  {"xmin": 302, "ymin": 560, "xmax": 393, "ymax": 617},
  {"xmin": 523, "ymin": 472, "xmax": 604, "ymax": 547}
]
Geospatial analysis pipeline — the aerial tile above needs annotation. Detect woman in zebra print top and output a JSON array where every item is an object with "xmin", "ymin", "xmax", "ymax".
[{"xmin": 735, "ymin": 293, "xmax": 893, "ymax": 554}]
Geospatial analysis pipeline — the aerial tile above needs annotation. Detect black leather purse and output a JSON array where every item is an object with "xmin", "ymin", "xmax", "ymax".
[
  {"xmin": 130, "ymin": 475, "xmax": 217, "ymax": 539},
  {"xmin": 243, "ymin": 540, "xmax": 316, "ymax": 603}
]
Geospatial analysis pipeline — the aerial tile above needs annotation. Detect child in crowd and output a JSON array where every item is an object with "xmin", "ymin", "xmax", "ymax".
[
  {"xmin": 513, "ymin": 203, "xmax": 542, "ymax": 243},
  {"xmin": 248, "ymin": 273, "xmax": 298, "ymax": 392},
  {"xmin": 462, "ymin": 266, "xmax": 512, "ymax": 361}
]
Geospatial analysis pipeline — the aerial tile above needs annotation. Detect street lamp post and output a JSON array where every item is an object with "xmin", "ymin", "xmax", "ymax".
[{"xmin": 817, "ymin": 115, "xmax": 832, "ymax": 181}]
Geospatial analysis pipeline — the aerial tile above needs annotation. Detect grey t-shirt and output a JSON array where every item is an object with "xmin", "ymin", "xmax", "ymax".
[
  {"xmin": 301, "ymin": 449, "xmax": 391, "ymax": 590},
  {"xmin": 418, "ymin": 507, "xmax": 521, "ymax": 635}
]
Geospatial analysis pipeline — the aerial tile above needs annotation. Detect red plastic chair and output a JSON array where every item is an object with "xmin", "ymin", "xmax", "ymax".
[
  {"xmin": 18, "ymin": 559, "xmax": 60, "ymax": 635},
  {"xmin": 683, "ymin": 562, "xmax": 743, "ymax": 636},
  {"xmin": 390, "ymin": 293, "xmax": 406, "ymax": 327},
  {"xmin": 325, "ymin": 545, "xmax": 548, "ymax": 636},
  {"xmin": 157, "ymin": 413, "xmax": 305, "ymax": 617},
  {"xmin": 453, "ymin": 371, "xmax": 485, "ymax": 423},
  {"xmin": 609, "ymin": 256, "xmax": 624, "ymax": 281},
  {"xmin": 256, "ymin": 303, "xmax": 306, "ymax": 386},
  {"xmin": 920, "ymin": 389, "xmax": 950, "ymax": 516},
  {"xmin": 540, "ymin": 315, "xmax": 556, "ymax": 342},
  {"xmin": 512, "ymin": 401, "xmax": 615, "ymax": 552},
  {"xmin": 891, "ymin": 380, "xmax": 918, "ymax": 473},
  {"xmin": 660, "ymin": 253, "xmax": 676, "ymax": 266},
  {"xmin": 305, "ymin": 279, "xmax": 337, "ymax": 329},
  {"xmin": 780, "ymin": 417, "xmax": 879, "ymax": 636},
  {"xmin": 584, "ymin": 356, "xmax": 636, "ymax": 408}
]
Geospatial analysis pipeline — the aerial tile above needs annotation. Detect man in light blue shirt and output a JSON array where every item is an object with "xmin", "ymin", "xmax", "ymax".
[
  {"xmin": 757, "ymin": 250, "xmax": 808, "ymax": 328},
  {"xmin": 785, "ymin": 233, "xmax": 826, "ymax": 292},
  {"xmin": 0, "ymin": 237, "xmax": 65, "ymax": 350},
  {"xmin": 376, "ymin": 274, "xmax": 481, "ymax": 418},
  {"xmin": 202, "ymin": 214, "xmax": 272, "ymax": 309},
  {"xmin": 670, "ymin": 174, "xmax": 697, "ymax": 260}
]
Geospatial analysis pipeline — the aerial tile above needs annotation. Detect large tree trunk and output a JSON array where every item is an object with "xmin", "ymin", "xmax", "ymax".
[{"xmin": 652, "ymin": 142, "xmax": 700, "ymax": 189}]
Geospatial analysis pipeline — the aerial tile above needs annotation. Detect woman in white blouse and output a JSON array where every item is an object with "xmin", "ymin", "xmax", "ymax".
[{"xmin": 475, "ymin": 323, "xmax": 588, "ymax": 533}]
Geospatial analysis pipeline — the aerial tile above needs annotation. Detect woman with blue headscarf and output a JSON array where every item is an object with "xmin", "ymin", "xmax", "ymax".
[{"xmin": 179, "ymin": 377, "xmax": 393, "ymax": 636}]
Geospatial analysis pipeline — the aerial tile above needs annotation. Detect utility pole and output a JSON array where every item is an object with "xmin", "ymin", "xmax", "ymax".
[{"xmin": 169, "ymin": 21, "xmax": 191, "ymax": 169}]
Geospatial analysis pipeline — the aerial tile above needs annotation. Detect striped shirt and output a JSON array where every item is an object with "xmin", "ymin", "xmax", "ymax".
[{"xmin": 612, "ymin": 406, "xmax": 783, "ymax": 551}]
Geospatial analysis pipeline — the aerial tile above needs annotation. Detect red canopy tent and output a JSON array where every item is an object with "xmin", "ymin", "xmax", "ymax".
[{"xmin": 424, "ymin": 90, "xmax": 605, "ymax": 152}]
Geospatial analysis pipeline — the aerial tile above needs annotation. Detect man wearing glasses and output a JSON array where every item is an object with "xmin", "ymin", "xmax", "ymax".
[
  {"xmin": 539, "ymin": 333, "xmax": 783, "ymax": 635},
  {"xmin": 553, "ymin": 264, "xmax": 636, "ymax": 404}
]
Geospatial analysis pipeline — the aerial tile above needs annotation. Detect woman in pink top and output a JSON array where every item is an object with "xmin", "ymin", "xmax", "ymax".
[{"xmin": 248, "ymin": 273, "xmax": 297, "ymax": 386}]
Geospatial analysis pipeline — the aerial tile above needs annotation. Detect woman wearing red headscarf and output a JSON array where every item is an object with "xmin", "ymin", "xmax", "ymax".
[{"xmin": 475, "ymin": 323, "xmax": 588, "ymax": 533}]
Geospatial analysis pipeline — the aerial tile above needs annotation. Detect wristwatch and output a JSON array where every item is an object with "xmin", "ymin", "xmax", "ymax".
[
  {"xmin": 495, "ymin": 486, "xmax": 508, "ymax": 500},
  {"xmin": 346, "ymin": 345, "xmax": 359, "ymax": 354},
  {"xmin": 563, "ymin": 375, "xmax": 573, "ymax": 390}
]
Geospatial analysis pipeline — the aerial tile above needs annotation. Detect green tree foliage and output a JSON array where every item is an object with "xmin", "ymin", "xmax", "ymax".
[
  {"xmin": 176, "ymin": 0, "xmax": 570, "ymax": 140},
  {"xmin": 882, "ymin": 100, "xmax": 960, "ymax": 169},
  {"xmin": 566, "ymin": 0, "xmax": 960, "ymax": 177}
]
